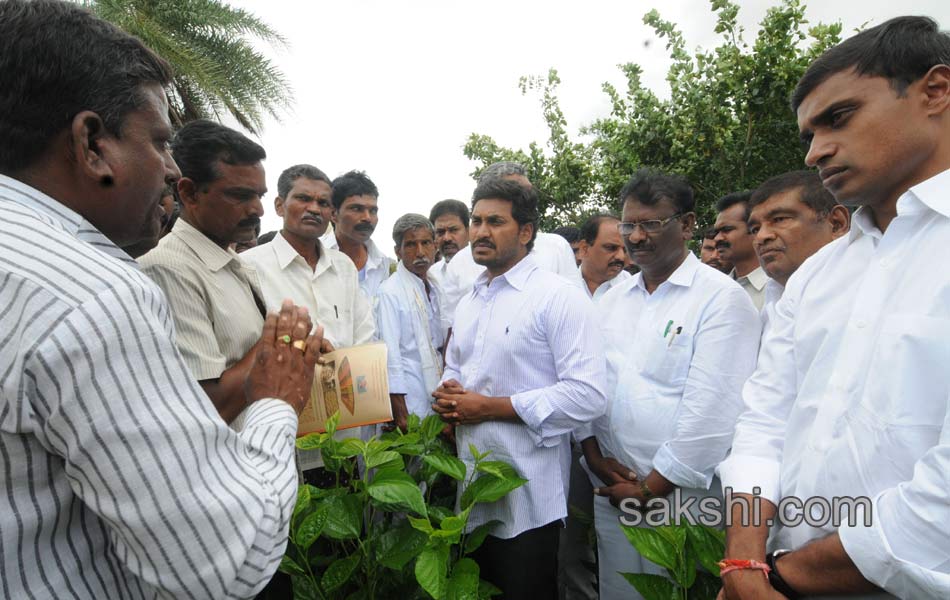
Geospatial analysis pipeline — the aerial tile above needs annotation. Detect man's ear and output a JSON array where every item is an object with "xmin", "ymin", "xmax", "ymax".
[
  {"xmin": 330, "ymin": 208, "xmax": 339, "ymax": 225},
  {"xmin": 922, "ymin": 64, "xmax": 950, "ymax": 116},
  {"xmin": 680, "ymin": 212, "xmax": 696, "ymax": 240},
  {"xmin": 828, "ymin": 205, "xmax": 851, "ymax": 237},
  {"xmin": 578, "ymin": 240, "xmax": 590, "ymax": 259},
  {"xmin": 176, "ymin": 177, "xmax": 199, "ymax": 207},
  {"xmin": 518, "ymin": 223, "xmax": 535, "ymax": 246},
  {"xmin": 394, "ymin": 245, "xmax": 402, "ymax": 261},
  {"xmin": 274, "ymin": 195, "xmax": 285, "ymax": 218},
  {"xmin": 70, "ymin": 111, "xmax": 115, "ymax": 186}
]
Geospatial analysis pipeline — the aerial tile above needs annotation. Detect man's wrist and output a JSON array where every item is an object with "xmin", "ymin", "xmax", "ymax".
[{"xmin": 766, "ymin": 550, "xmax": 801, "ymax": 599}]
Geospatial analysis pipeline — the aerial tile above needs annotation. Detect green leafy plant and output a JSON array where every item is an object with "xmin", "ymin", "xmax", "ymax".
[
  {"xmin": 620, "ymin": 523, "xmax": 726, "ymax": 600},
  {"xmin": 281, "ymin": 413, "xmax": 528, "ymax": 599}
]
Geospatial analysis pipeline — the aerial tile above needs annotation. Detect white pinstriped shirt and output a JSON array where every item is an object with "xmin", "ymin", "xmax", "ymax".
[
  {"xmin": 0, "ymin": 175, "xmax": 299, "ymax": 599},
  {"xmin": 443, "ymin": 254, "xmax": 607, "ymax": 539}
]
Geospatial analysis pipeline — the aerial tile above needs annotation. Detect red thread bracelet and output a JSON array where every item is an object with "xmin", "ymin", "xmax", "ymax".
[{"xmin": 717, "ymin": 559, "xmax": 771, "ymax": 578}]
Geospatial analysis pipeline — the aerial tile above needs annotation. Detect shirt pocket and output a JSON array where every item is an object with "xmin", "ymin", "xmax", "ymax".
[
  {"xmin": 640, "ymin": 329, "xmax": 694, "ymax": 388},
  {"xmin": 861, "ymin": 314, "xmax": 949, "ymax": 428}
]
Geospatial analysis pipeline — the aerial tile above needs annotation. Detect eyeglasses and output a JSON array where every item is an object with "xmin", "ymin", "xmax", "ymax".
[{"xmin": 618, "ymin": 213, "xmax": 683, "ymax": 235}]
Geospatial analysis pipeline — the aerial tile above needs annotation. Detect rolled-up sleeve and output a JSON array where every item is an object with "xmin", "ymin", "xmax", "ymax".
[
  {"xmin": 653, "ymin": 286, "xmax": 761, "ymax": 490},
  {"xmin": 838, "ymin": 391, "xmax": 950, "ymax": 598},
  {"xmin": 718, "ymin": 287, "xmax": 800, "ymax": 505},
  {"xmin": 510, "ymin": 286, "xmax": 607, "ymax": 447}
]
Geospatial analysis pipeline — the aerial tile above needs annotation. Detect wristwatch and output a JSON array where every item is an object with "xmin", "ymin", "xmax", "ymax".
[{"xmin": 766, "ymin": 549, "xmax": 801, "ymax": 599}]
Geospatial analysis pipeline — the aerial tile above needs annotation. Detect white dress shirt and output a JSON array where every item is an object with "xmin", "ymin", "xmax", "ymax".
[
  {"xmin": 759, "ymin": 277, "xmax": 785, "ymax": 335},
  {"xmin": 583, "ymin": 268, "xmax": 632, "ymax": 302},
  {"xmin": 427, "ymin": 255, "xmax": 464, "ymax": 331},
  {"xmin": 442, "ymin": 232, "xmax": 583, "ymax": 305},
  {"xmin": 241, "ymin": 232, "xmax": 375, "ymax": 349},
  {"xmin": 719, "ymin": 169, "xmax": 950, "ymax": 599},
  {"xmin": 321, "ymin": 228, "xmax": 394, "ymax": 300},
  {"xmin": 374, "ymin": 263, "xmax": 445, "ymax": 417},
  {"xmin": 588, "ymin": 252, "xmax": 761, "ymax": 489},
  {"xmin": 444, "ymin": 254, "xmax": 606, "ymax": 539},
  {"xmin": 0, "ymin": 175, "xmax": 298, "ymax": 599}
]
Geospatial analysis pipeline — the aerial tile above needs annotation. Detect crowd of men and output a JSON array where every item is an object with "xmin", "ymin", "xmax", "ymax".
[{"xmin": 0, "ymin": 1, "xmax": 948, "ymax": 599}]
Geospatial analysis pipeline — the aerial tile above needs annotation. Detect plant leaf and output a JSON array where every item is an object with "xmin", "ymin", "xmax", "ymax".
[
  {"xmin": 377, "ymin": 525, "xmax": 429, "ymax": 570},
  {"xmin": 463, "ymin": 520, "xmax": 500, "ymax": 555},
  {"xmin": 423, "ymin": 453, "xmax": 467, "ymax": 481},
  {"xmin": 620, "ymin": 526, "xmax": 681, "ymax": 572},
  {"xmin": 366, "ymin": 449, "xmax": 401, "ymax": 469},
  {"xmin": 415, "ymin": 544, "xmax": 449, "ymax": 599},
  {"xmin": 620, "ymin": 572, "xmax": 677, "ymax": 600},
  {"xmin": 408, "ymin": 515, "xmax": 434, "ymax": 534},
  {"xmin": 420, "ymin": 414, "xmax": 445, "ymax": 443},
  {"xmin": 685, "ymin": 524, "xmax": 725, "ymax": 577},
  {"xmin": 688, "ymin": 571, "xmax": 721, "ymax": 599},
  {"xmin": 445, "ymin": 557, "xmax": 481, "ymax": 600},
  {"xmin": 321, "ymin": 553, "xmax": 360, "ymax": 593},
  {"xmin": 323, "ymin": 495, "xmax": 363, "ymax": 540},
  {"xmin": 477, "ymin": 578, "xmax": 502, "ymax": 598},
  {"xmin": 474, "ymin": 461, "xmax": 519, "ymax": 480},
  {"xmin": 278, "ymin": 554, "xmax": 308, "ymax": 577},
  {"xmin": 291, "ymin": 576, "xmax": 321, "ymax": 600},
  {"xmin": 296, "ymin": 433, "xmax": 325, "ymax": 451},
  {"xmin": 296, "ymin": 503, "xmax": 331, "ymax": 551},
  {"xmin": 292, "ymin": 484, "xmax": 312, "ymax": 526},
  {"xmin": 367, "ymin": 469, "xmax": 427, "ymax": 517},
  {"xmin": 460, "ymin": 475, "xmax": 527, "ymax": 510}
]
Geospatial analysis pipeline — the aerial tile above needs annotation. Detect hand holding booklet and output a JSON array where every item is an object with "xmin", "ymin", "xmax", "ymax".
[{"xmin": 297, "ymin": 342, "xmax": 392, "ymax": 436}]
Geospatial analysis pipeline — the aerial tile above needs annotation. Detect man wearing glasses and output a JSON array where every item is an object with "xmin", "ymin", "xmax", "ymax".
[{"xmin": 578, "ymin": 169, "xmax": 761, "ymax": 599}]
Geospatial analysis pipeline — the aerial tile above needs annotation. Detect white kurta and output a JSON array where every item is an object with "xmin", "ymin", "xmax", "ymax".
[{"xmin": 374, "ymin": 263, "xmax": 445, "ymax": 418}]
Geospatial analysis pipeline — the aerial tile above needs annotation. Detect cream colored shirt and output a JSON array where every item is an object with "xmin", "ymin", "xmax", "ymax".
[
  {"xmin": 731, "ymin": 265, "xmax": 769, "ymax": 310},
  {"xmin": 242, "ymin": 232, "xmax": 375, "ymax": 348},
  {"xmin": 139, "ymin": 219, "xmax": 265, "ymax": 428}
]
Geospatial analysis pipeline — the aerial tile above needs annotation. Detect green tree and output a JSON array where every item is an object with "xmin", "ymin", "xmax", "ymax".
[
  {"xmin": 82, "ymin": 0, "xmax": 291, "ymax": 133},
  {"xmin": 465, "ymin": 0, "xmax": 843, "ymax": 230}
]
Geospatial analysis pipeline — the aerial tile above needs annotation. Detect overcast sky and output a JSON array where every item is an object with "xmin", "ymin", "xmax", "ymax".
[{"xmin": 227, "ymin": 0, "xmax": 950, "ymax": 255}]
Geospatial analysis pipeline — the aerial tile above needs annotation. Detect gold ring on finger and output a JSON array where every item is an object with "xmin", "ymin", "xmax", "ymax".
[{"xmin": 292, "ymin": 340, "xmax": 307, "ymax": 352}]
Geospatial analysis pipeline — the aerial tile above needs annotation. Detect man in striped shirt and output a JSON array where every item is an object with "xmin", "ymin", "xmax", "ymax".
[{"xmin": 0, "ymin": 1, "xmax": 321, "ymax": 597}]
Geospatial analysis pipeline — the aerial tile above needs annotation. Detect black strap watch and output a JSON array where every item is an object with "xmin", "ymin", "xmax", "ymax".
[{"xmin": 766, "ymin": 549, "xmax": 802, "ymax": 599}]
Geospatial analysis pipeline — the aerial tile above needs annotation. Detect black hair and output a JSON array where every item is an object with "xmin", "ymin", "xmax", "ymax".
[
  {"xmin": 277, "ymin": 164, "xmax": 331, "ymax": 199},
  {"xmin": 552, "ymin": 225, "xmax": 581, "ymax": 244},
  {"xmin": 429, "ymin": 199, "xmax": 470, "ymax": 228},
  {"xmin": 619, "ymin": 169, "xmax": 695, "ymax": 214},
  {"xmin": 171, "ymin": 120, "xmax": 266, "ymax": 187},
  {"xmin": 715, "ymin": 191, "xmax": 753, "ymax": 214},
  {"xmin": 331, "ymin": 170, "xmax": 378, "ymax": 210},
  {"xmin": 471, "ymin": 178, "xmax": 540, "ymax": 252},
  {"xmin": 792, "ymin": 16, "xmax": 950, "ymax": 112},
  {"xmin": 257, "ymin": 230, "xmax": 278, "ymax": 245},
  {"xmin": 749, "ymin": 170, "xmax": 839, "ymax": 218},
  {"xmin": 0, "ymin": 0, "xmax": 172, "ymax": 173},
  {"xmin": 579, "ymin": 214, "xmax": 620, "ymax": 245},
  {"xmin": 702, "ymin": 226, "xmax": 718, "ymax": 241}
]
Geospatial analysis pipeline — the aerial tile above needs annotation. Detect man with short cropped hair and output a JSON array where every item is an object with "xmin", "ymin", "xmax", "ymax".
[
  {"xmin": 433, "ymin": 178, "xmax": 606, "ymax": 599},
  {"xmin": 582, "ymin": 170, "xmax": 760, "ymax": 600},
  {"xmin": 140, "ymin": 119, "xmax": 271, "ymax": 428},
  {"xmin": 578, "ymin": 213, "xmax": 630, "ymax": 300},
  {"xmin": 699, "ymin": 226, "xmax": 732, "ymax": 273},
  {"xmin": 714, "ymin": 191, "xmax": 768, "ymax": 308},
  {"xmin": 746, "ymin": 170, "xmax": 850, "ymax": 330},
  {"xmin": 0, "ymin": 2, "xmax": 320, "ymax": 596},
  {"xmin": 553, "ymin": 224, "xmax": 583, "ymax": 266},
  {"xmin": 719, "ymin": 16, "xmax": 950, "ymax": 599},
  {"xmin": 427, "ymin": 198, "xmax": 469, "ymax": 324},
  {"xmin": 320, "ymin": 170, "xmax": 394, "ymax": 299},
  {"xmin": 375, "ymin": 214, "xmax": 446, "ymax": 430}
]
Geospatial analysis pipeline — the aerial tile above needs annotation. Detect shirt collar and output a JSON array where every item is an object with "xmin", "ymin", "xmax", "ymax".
[
  {"xmin": 321, "ymin": 226, "xmax": 388, "ymax": 271},
  {"xmin": 0, "ymin": 174, "xmax": 137, "ymax": 265},
  {"xmin": 473, "ymin": 253, "xmax": 538, "ymax": 292},
  {"xmin": 736, "ymin": 265, "xmax": 769, "ymax": 291},
  {"xmin": 849, "ymin": 167, "xmax": 950, "ymax": 242},
  {"xmin": 170, "ymin": 218, "xmax": 239, "ymax": 272},
  {"xmin": 272, "ymin": 231, "xmax": 333, "ymax": 274}
]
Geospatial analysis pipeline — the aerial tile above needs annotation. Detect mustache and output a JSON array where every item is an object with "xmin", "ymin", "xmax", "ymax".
[
  {"xmin": 412, "ymin": 257, "xmax": 431, "ymax": 266},
  {"xmin": 472, "ymin": 239, "xmax": 495, "ymax": 249},
  {"xmin": 440, "ymin": 241, "xmax": 458, "ymax": 250},
  {"xmin": 354, "ymin": 222, "xmax": 375, "ymax": 232},
  {"xmin": 607, "ymin": 260, "xmax": 625, "ymax": 269},
  {"xmin": 302, "ymin": 213, "xmax": 324, "ymax": 224},
  {"xmin": 715, "ymin": 240, "xmax": 730, "ymax": 250},
  {"xmin": 238, "ymin": 216, "xmax": 261, "ymax": 228}
]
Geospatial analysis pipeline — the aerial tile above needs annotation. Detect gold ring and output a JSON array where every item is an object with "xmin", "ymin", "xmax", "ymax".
[
  {"xmin": 279, "ymin": 335, "xmax": 292, "ymax": 344},
  {"xmin": 292, "ymin": 340, "xmax": 307, "ymax": 352}
]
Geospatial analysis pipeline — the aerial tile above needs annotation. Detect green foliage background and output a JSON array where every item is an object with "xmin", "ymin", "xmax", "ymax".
[{"xmin": 464, "ymin": 0, "xmax": 842, "ymax": 232}]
